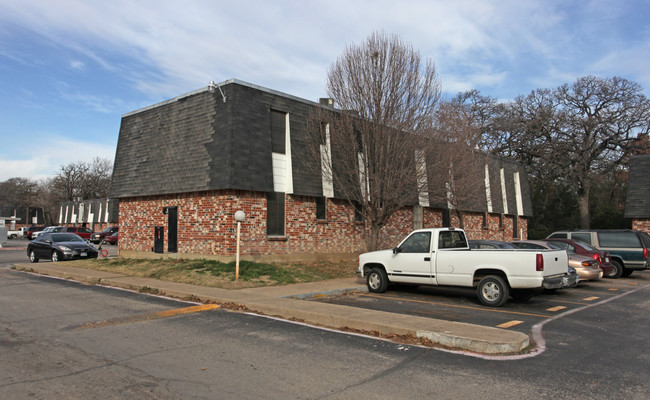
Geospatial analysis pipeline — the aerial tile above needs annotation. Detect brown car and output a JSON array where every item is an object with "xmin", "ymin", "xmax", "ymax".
[{"xmin": 511, "ymin": 240, "xmax": 603, "ymax": 281}]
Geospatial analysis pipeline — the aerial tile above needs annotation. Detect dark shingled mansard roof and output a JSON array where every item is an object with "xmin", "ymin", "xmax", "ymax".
[{"xmin": 110, "ymin": 79, "xmax": 533, "ymax": 217}]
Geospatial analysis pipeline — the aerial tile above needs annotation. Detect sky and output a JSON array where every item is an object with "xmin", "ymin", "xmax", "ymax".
[{"xmin": 1, "ymin": 0, "xmax": 649, "ymax": 182}]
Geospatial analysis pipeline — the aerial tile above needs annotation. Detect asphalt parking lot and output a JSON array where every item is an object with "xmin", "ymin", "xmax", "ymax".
[{"xmin": 310, "ymin": 271, "xmax": 650, "ymax": 335}]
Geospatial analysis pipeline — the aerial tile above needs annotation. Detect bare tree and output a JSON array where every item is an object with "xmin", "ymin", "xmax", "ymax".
[
  {"xmin": 507, "ymin": 76, "xmax": 650, "ymax": 228},
  {"xmin": 427, "ymin": 99, "xmax": 487, "ymax": 228},
  {"xmin": 316, "ymin": 31, "xmax": 441, "ymax": 251},
  {"xmin": 51, "ymin": 157, "xmax": 113, "ymax": 201}
]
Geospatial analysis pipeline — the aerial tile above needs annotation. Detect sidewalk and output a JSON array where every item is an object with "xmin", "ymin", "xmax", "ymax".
[{"xmin": 12, "ymin": 262, "xmax": 530, "ymax": 355}]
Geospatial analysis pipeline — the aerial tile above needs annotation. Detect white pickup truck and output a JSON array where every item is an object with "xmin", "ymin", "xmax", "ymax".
[{"xmin": 357, "ymin": 228, "xmax": 571, "ymax": 306}]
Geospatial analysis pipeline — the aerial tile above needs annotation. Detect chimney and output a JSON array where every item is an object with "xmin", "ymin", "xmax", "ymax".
[{"xmin": 319, "ymin": 98, "xmax": 334, "ymax": 107}]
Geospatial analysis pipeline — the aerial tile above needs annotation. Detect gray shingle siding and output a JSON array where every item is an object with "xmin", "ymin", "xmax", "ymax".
[
  {"xmin": 625, "ymin": 154, "xmax": 650, "ymax": 218},
  {"xmin": 110, "ymin": 79, "xmax": 533, "ymax": 217}
]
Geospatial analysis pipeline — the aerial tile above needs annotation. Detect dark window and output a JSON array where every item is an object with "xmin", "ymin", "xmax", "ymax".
[
  {"xmin": 442, "ymin": 209, "xmax": 451, "ymax": 228},
  {"xmin": 482, "ymin": 212, "xmax": 488, "ymax": 229},
  {"xmin": 354, "ymin": 202, "xmax": 363, "ymax": 222},
  {"xmin": 498, "ymin": 213, "xmax": 503, "ymax": 229},
  {"xmin": 316, "ymin": 197, "xmax": 326, "ymax": 220},
  {"xmin": 267, "ymin": 192, "xmax": 285, "ymax": 236},
  {"xmin": 512, "ymin": 215, "xmax": 518, "ymax": 238},
  {"xmin": 597, "ymin": 232, "xmax": 641, "ymax": 248},
  {"xmin": 319, "ymin": 122, "xmax": 328, "ymax": 145},
  {"xmin": 399, "ymin": 232, "xmax": 431, "ymax": 253},
  {"xmin": 548, "ymin": 232, "xmax": 567, "ymax": 239},
  {"xmin": 271, "ymin": 110, "xmax": 286, "ymax": 154}
]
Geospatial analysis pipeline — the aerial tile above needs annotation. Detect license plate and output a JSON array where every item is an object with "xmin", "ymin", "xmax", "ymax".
[{"xmin": 81, "ymin": 252, "xmax": 87, "ymax": 257}]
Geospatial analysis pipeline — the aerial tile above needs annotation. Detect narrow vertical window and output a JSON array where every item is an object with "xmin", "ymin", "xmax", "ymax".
[
  {"xmin": 442, "ymin": 209, "xmax": 451, "ymax": 228},
  {"xmin": 316, "ymin": 196, "xmax": 326, "ymax": 220},
  {"xmin": 512, "ymin": 215, "xmax": 518, "ymax": 238},
  {"xmin": 267, "ymin": 192, "xmax": 285, "ymax": 236},
  {"xmin": 270, "ymin": 110, "xmax": 286, "ymax": 154},
  {"xmin": 354, "ymin": 202, "xmax": 363, "ymax": 222},
  {"xmin": 482, "ymin": 212, "xmax": 488, "ymax": 229}
]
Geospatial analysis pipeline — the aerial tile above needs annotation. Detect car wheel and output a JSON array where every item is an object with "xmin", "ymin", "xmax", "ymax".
[
  {"xmin": 477, "ymin": 275, "xmax": 509, "ymax": 307},
  {"xmin": 621, "ymin": 268, "xmax": 634, "ymax": 278},
  {"xmin": 51, "ymin": 251, "xmax": 60, "ymax": 262},
  {"xmin": 607, "ymin": 260, "xmax": 624, "ymax": 279},
  {"xmin": 367, "ymin": 268, "xmax": 388, "ymax": 293},
  {"xmin": 29, "ymin": 250, "xmax": 39, "ymax": 263}
]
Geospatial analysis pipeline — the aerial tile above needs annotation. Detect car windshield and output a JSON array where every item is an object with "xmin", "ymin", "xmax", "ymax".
[{"xmin": 52, "ymin": 234, "xmax": 84, "ymax": 243}]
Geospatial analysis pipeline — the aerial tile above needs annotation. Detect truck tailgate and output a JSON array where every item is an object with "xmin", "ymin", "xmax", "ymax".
[{"xmin": 542, "ymin": 250, "xmax": 568, "ymax": 276}]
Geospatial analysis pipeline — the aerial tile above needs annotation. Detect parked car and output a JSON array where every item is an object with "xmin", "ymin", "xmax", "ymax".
[
  {"xmin": 468, "ymin": 240, "xmax": 517, "ymax": 249},
  {"xmin": 105, "ymin": 231, "xmax": 118, "ymax": 245},
  {"xmin": 31, "ymin": 226, "xmax": 64, "ymax": 239},
  {"xmin": 511, "ymin": 240, "xmax": 603, "ymax": 281},
  {"xmin": 547, "ymin": 229, "xmax": 650, "ymax": 278},
  {"xmin": 27, "ymin": 232, "xmax": 98, "ymax": 262},
  {"xmin": 24, "ymin": 226, "xmax": 45, "ymax": 240},
  {"xmin": 90, "ymin": 226, "xmax": 118, "ymax": 244},
  {"xmin": 62, "ymin": 226, "xmax": 94, "ymax": 239},
  {"xmin": 544, "ymin": 238, "xmax": 617, "ymax": 278},
  {"xmin": 6, "ymin": 229, "xmax": 23, "ymax": 239}
]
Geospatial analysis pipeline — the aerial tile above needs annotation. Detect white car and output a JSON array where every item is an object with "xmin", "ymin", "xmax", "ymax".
[{"xmin": 31, "ymin": 226, "xmax": 64, "ymax": 239}]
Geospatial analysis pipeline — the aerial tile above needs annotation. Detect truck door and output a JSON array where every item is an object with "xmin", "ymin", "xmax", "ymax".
[
  {"xmin": 388, "ymin": 231, "xmax": 435, "ymax": 284},
  {"xmin": 434, "ymin": 230, "xmax": 471, "ymax": 286}
]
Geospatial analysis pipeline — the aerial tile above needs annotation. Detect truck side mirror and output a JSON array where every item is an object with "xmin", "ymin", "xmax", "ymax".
[{"xmin": 392, "ymin": 247, "xmax": 401, "ymax": 254}]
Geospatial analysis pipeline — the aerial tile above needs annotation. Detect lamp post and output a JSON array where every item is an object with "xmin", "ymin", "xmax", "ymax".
[{"xmin": 234, "ymin": 210, "xmax": 246, "ymax": 280}]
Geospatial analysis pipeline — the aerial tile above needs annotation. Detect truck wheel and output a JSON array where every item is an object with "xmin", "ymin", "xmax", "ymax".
[
  {"xmin": 367, "ymin": 268, "xmax": 388, "ymax": 293},
  {"xmin": 607, "ymin": 260, "xmax": 623, "ymax": 279},
  {"xmin": 477, "ymin": 275, "xmax": 509, "ymax": 307},
  {"xmin": 29, "ymin": 250, "xmax": 39, "ymax": 263}
]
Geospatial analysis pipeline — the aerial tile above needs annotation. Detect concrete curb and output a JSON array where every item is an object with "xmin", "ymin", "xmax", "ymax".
[{"xmin": 12, "ymin": 263, "xmax": 531, "ymax": 355}]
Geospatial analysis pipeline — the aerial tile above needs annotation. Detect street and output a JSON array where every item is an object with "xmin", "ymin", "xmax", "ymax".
[{"xmin": 1, "ymin": 244, "xmax": 649, "ymax": 399}]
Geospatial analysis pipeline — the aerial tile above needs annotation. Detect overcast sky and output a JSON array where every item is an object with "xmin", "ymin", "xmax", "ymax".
[{"xmin": 1, "ymin": 0, "xmax": 649, "ymax": 181}]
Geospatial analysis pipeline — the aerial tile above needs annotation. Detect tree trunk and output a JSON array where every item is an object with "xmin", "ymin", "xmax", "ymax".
[
  {"xmin": 578, "ymin": 187, "xmax": 590, "ymax": 229},
  {"xmin": 368, "ymin": 224, "xmax": 382, "ymax": 252}
]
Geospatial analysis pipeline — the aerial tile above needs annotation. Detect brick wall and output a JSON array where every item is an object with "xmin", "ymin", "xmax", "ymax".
[
  {"xmin": 632, "ymin": 219, "xmax": 650, "ymax": 235},
  {"xmin": 118, "ymin": 190, "xmax": 528, "ymax": 260}
]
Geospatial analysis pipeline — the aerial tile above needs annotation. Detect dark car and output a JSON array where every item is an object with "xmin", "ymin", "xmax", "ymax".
[
  {"xmin": 24, "ymin": 226, "xmax": 45, "ymax": 240},
  {"xmin": 468, "ymin": 239, "xmax": 516, "ymax": 249},
  {"xmin": 544, "ymin": 238, "xmax": 617, "ymax": 278},
  {"xmin": 105, "ymin": 231, "xmax": 118, "ymax": 245},
  {"xmin": 27, "ymin": 233, "xmax": 98, "ymax": 262},
  {"xmin": 62, "ymin": 226, "xmax": 94, "ymax": 239},
  {"xmin": 90, "ymin": 226, "xmax": 118, "ymax": 244}
]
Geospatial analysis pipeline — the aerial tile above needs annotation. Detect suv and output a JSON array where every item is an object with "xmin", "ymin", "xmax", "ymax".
[
  {"xmin": 90, "ymin": 226, "xmax": 118, "ymax": 244},
  {"xmin": 24, "ymin": 226, "xmax": 45, "ymax": 240},
  {"xmin": 62, "ymin": 226, "xmax": 94, "ymax": 239},
  {"xmin": 547, "ymin": 229, "xmax": 649, "ymax": 278}
]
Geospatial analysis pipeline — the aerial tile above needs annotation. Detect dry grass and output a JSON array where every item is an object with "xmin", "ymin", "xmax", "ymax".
[{"xmin": 66, "ymin": 257, "xmax": 357, "ymax": 289}]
